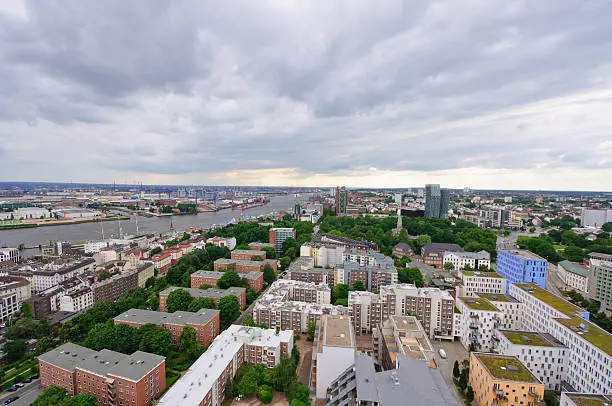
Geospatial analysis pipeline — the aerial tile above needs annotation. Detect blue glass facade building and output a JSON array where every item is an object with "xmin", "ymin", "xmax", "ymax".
[{"xmin": 496, "ymin": 249, "xmax": 547, "ymax": 291}]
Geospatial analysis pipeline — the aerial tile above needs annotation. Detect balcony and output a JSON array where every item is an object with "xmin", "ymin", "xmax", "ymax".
[
  {"xmin": 529, "ymin": 388, "xmax": 538, "ymax": 397},
  {"xmin": 469, "ymin": 323, "xmax": 479, "ymax": 329},
  {"xmin": 494, "ymin": 389, "xmax": 504, "ymax": 396}
]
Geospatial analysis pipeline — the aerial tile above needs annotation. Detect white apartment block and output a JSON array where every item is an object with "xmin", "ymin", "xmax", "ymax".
[
  {"xmin": 494, "ymin": 330, "xmax": 568, "ymax": 391},
  {"xmin": 32, "ymin": 258, "xmax": 96, "ymax": 293},
  {"xmin": 300, "ymin": 243, "xmax": 344, "ymax": 268},
  {"xmin": 443, "ymin": 250, "xmax": 491, "ymax": 271},
  {"xmin": 159, "ymin": 325, "xmax": 293, "ymax": 406},
  {"xmin": 560, "ymin": 393, "xmax": 612, "ymax": 406},
  {"xmin": 348, "ymin": 284, "xmax": 455, "ymax": 339},
  {"xmin": 0, "ymin": 248, "xmax": 20, "ymax": 263},
  {"xmin": 457, "ymin": 270, "xmax": 508, "ymax": 297},
  {"xmin": 456, "ymin": 296, "xmax": 503, "ymax": 352},
  {"xmin": 0, "ymin": 276, "xmax": 31, "ymax": 323},
  {"xmin": 59, "ymin": 286, "xmax": 94, "ymax": 312},
  {"xmin": 557, "ymin": 261, "xmax": 590, "ymax": 294},
  {"xmin": 510, "ymin": 283, "xmax": 612, "ymax": 394}
]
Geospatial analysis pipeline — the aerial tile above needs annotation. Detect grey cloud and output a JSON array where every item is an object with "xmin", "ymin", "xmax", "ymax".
[{"xmin": 0, "ymin": 0, "xmax": 612, "ymax": 185}]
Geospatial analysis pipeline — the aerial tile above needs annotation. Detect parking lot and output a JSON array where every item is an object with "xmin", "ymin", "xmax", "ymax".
[
  {"xmin": 429, "ymin": 339, "xmax": 469, "ymax": 405},
  {"xmin": 0, "ymin": 380, "xmax": 42, "ymax": 406}
]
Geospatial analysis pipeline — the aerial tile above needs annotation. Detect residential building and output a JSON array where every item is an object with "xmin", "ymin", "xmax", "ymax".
[
  {"xmin": 589, "ymin": 264, "xmax": 612, "ymax": 316},
  {"xmin": 348, "ymin": 284, "xmax": 455, "ymax": 339},
  {"xmin": 269, "ymin": 228, "xmax": 296, "ymax": 253},
  {"xmin": 242, "ymin": 271, "xmax": 264, "ymax": 292},
  {"xmin": 560, "ymin": 393, "xmax": 612, "ymax": 406},
  {"xmin": 231, "ymin": 249, "xmax": 266, "ymax": 261},
  {"xmin": 557, "ymin": 260, "xmax": 590, "ymax": 294},
  {"xmin": 424, "ymin": 184, "xmax": 449, "ymax": 219},
  {"xmin": 206, "ymin": 236, "xmax": 237, "ymax": 251},
  {"xmin": 456, "ymin": 296, "xmax": 503, "ymax": 352},
  {"xmin": 213, "ymin": 258, "xmax": 263, "ymax": 274},
  {"xmin": 253, "ymin": 280, "xmax": 344, "ymax": 333},
  {"xmin": 158, "ymin": 326, "xmax": 293, "ymax": 406},
  {"xmin": 190, "ymin": 270, "xmax": 263, "ymax": 293},
  {"xmin": 0, "ymin": 276, "xmax": 31, "ymax": 323},
  {"xmin": 334, "ymin": 261, "xmax": 398, "ymax": 291},
  {"xmin": 310, "ymin": 315, "xmax": 356, "ymax": 399},
  {"xmin": 443, "ymin": 250, "xmax": 491, "ymax": 271},
  {"xmin": 92, "ymin": 269, "xmax": 138, "ymax": 303},
  {"xmin": 392, "ymin": 243, "xmax": 414, "ymax": 259},
  {"xmin": 457, "ymin": 270, "xmax": 508, "ymax": 297},
  {"xmin": 510, "ymin": 283, "xmax": 612, "ymax": 393},
  {"xmin": 114, "ymin": 308, "xmax": 220, "ymax": 347},
  {"xmin": 31, "ymin": 257, "xmax": 96, "ymax": 293},
  {"xmin": 247, "ymin": 242, "xmax": 274, "ymax": 251},
  {"xmin": 335, "ymin": 186, "xmax": 349, "ymax": 216},
  {"xmin": 288, "ymin": 265, "xmax": 334, "ymax": 287},
  {"xmin": 581, "ymin": 208, "xmax": 612, "ymax": 228},
  {"xmin": 59, "ymin": 286, "xmax": 94, "ymax": 313},
  {"xmin": 299, "ymin": 242, "xmax": 344, "ymax": 268},
  {"xmin": 494, "ymin": 330, "xmax": 568, "ymax": 391},
  {"xmin": 0, "ymin": 248, "xmax": 20, "ymax": 263},
  {"xmin": 135, "ymin": 262, "xmax": 155, "ymax": 289},
  {"xmin": 38, "ymin": 343, "xmax": 166, "ymax": 406},
  {"xmin": 373, "ymin": 315, "xmax": 435, "ymax": 370},
  {"xmin": 497, "ymin": 249, "xmax": 547, "ymax": 290},
  {"xmin": 151, "ymin": 252, "xmax": 172, "ymax": 275},
  {"xmin": 420, "ymin": 243, "xmax": 464, "ymax": 269},
  {"xmin": 469, "ymin": 352, "xmax": 545, "ymax": 406},
  {"xmin": 159, "ymin": 286, "xmax": 246, "ymax": 311},
  {"xmin": 587, "ymin": 252, "xmax": 612, "ymax": 268}
]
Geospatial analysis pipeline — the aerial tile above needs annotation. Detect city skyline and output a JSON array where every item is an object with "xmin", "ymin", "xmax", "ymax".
[{"xmin": 1, "ymin": 1, "xmax": 612, "ymax": 190}]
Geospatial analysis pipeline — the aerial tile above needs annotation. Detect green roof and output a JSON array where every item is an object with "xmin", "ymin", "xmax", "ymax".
[
  {"xmin": 459, "ymin": 297, "xmax": 498, "ymax": 311},
  {"xmin": 461, "ymin": 271, "xmax": 503, "ymax": 278},
  {"xmin": 478, "ymin": 293, "xmax": 516, "ymax": 303},
  {"xmin": 475, "ymin": 353, "xmax": 539, "ymax": 383},
  {"xmin": 566, "ymin": 394, "xmax": 612, "ymax": 406},
  {"xmin": 500, "ymin": 331, "xmax": 554, "ymax": 347},
  {"xmin": 516, "ymin": 284, "xmax": 612, "ymax": 356}
]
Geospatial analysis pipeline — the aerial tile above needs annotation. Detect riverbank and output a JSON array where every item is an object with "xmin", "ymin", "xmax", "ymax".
[{"xmin": 0, "ymin": 215, "xmax": 129, "ymax": 230}]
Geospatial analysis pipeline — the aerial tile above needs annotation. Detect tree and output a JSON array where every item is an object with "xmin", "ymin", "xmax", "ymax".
[
  {"xmin": 217, "ymin": 271, "xmax": 247, "ymax": 289},
  {"xmin": 35, "ymin": 336, "xmax": 56, "ymax": 355},
  {"xmin": 150, "ymin": 247, "xmax": 162, "ymax": 256},
  {"xmin": 148, "ymin": 292, "xmax": 159, "ymax": 310},
  {"xmin": 416, "ymin": 234, "xmax": 432, "ymax": 249},
  {"xmin": 458, "ymin": 369, "xmax": 468, "ymax": 390},
  {"xmin": 259, "ymin": 389, "xmax": 273, "ymax": 404},
  {"xmin": 262, "ymin": 246, "xmax": 277, "ymax": 259},
  {"xmin": 225, "ymin": 376, "xmax": 235, "ymax": 399},
  {"xmin": 20, "ymin": 301, "xmax": 33, "ymax": 319},
  {"xmin": 5, "ymin": 339, "xmax": 27, "ymax": 362},
  {"xmin": 306, "ymin": 320, "xmax": 316, "ymax": 341},
  {"xmin": 179, "ymin": 326, "xmax": 203, "ymax": 362},
  {"xmin": 466, "ymin": 386, "xmax": 474, "ymax": 402},
  {"xmin": 478, "ymin": 264, "xmax": 490, "ymax": 272},
  {"xmin": 139, "ymin": 324, "xmax": 172, "ymax": 356},
  {"xmin": 114, "ymin": 324, "xmax": 139, "ymax": 354},
  {"xmin": 453, "ymin": 360, "xmax": 460, "ymax": 378},
  {"xmin": 263, "ymin": 264, "xmax": 277, "ymax": 285},
  {"xmin": 246, "ymin": 289, "xmax": 258, "ymax": 305},
  {"xmin": 33, "ymin": 386, "xmax": 69, "ymax": 405},
  {"xmin": 333, "ymin": 284, "xmax": 350, "ymax": 303},
  {"xmin": 290, "ymin": 383, "xmax": 310, "ymax": 404},
  {"xmin": 351, "ymin": 281, "xmax": 366, "ymax": 291},
  {"xmin": 188, "ymin": 297, "xmax": 216, "ymax": 312},
  {"xmin": 563, "ymin": 246, "xmax": 585, "ymax": 262},
  {"xmin": 199, "ymin": 284, "xmax": 212, "ymax": 290},
  {"xmin": 219, "ymin": 295, "xmax": 241, "ymax": 329},
  {"xmin": 603, "ymin": 222, "xmax": 612, "ymax": 232},
  {"xmin": 279, "ymin": 256, "xmax": 292, "ymax": 269},
  {"xmin": 85, "ymin": 323, "xmax": 115, "ymax": 351},
  {"xmin": 443, "ymin": 262, "xmax": 454, "ymax": 271},
  {"xmin": 237, "ymin": 367, "xmax": 259, "ymax": 396},
  {"xmin": 166, "ymin": 289, "xmax": 193, "ymax": 313}
]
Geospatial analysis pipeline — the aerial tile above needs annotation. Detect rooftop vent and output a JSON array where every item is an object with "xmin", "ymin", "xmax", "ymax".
[{"xmin": 506, "ymin": 365, "xmax": 520, "ymax": 373}]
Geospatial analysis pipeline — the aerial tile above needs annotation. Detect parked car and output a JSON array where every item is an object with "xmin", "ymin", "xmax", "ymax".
[
  {"xmin": 438, "ymin": 349, "xmax": 447, "ymax": 359},
  {"xmin": 6, "ymin": 386, "xmax": 17, "ymax": 392},
  {"xmin": 5, "ymin": 396, "xmax": 19, "ymax": 405},
  {"xmin": 24, "ymin": 377, "xmax": 32, "ymax": 383},
  {"xmin": 15, "ymin": 383, "xmax": 24, "ymax": 388}
]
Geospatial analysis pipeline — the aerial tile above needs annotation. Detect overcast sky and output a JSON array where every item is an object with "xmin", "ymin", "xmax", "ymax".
[{"xmin": 1, "ymin": 1, "xmax": 611, "ymax": 190}]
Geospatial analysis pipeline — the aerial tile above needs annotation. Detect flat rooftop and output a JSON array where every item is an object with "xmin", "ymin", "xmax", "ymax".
[
  {"xmin": 115, "ymin": 308, "xmax": 219, "ymax": 327},
  {"xmin": 322, "ymin": 315, "xmax": 353, "ymax": 348},
  {"xmin": 499, "ymin": 330, "xmax": 565, "ymax": 348},
  {"xmin": 515, "ymin": 284, "xmax": 612, "ymax": 356},
  {"xmin": 191, "ymin": 270, "xmax": 224, "ymax": 278},
  {"xmin": 161, "ymin": 286, "xmax": 245, "ymax": 299},
  {"xmin": 462, "ymin": 271, "xmax": 503, "ymax": 278},
  {"xmin": 504, "ymin": 249, "xmax": 546, "ymax": 261},
  {"xmin": 565, "ymin": 393, "xmax": 612, "ymax": 406},
  {"xmin": 558, "ymin": 260, "xmax": 590, "ymax": 278},
  {"xmin": 477, "ymin": 293, "xmax": 518, "ymax": 303},
  {"xmin": 474, "ymin": 353, "xmax": 539, "ymax": 383},
  {"xmin": 233, "ymin": 249, "xmax": 265, "ymax": 256},
  {"xmin": 37, "ymin": 342, "xmax": 97, "ymax": 372},
  {"xmin": 214, "ymin": 258, "xmax": 262, "ymax": 266},
  {"xmin": 459, "ymin": 297, "xmax": 498, "ymax": 311}
]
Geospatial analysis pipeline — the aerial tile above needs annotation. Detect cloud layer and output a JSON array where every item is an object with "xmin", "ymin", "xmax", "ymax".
[{"xmin": 1, "ymin": 0, "xmax": 611, "ymax": 190}]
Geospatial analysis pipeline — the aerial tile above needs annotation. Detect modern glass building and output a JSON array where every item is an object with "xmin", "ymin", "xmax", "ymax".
[
  {"xmin": 425, "ymin": 184, "xmax": 449, "ymax": 219},
  {"xmin": 496, "ymin": 249, "xmax": 547, "ymax": 291}
]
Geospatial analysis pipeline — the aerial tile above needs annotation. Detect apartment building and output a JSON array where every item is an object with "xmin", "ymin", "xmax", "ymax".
[
  {"xmin": 0, "ymin": 276, "xmax": 31, "ymax": 323},
  {"xmin": 190, "ymin": 270, "xmax": 263, "ymax": 292},
  {"xmin": 557, "ymin": 260, "xmax": 590, "ymax": 294},
  {"xmin": 456, "ymin": 296, "xmax": 503, "ymax": 352},
  {"xmin": 510, "ymin": 283, "xmax": 612, "ymax": 394},
  {"xmin": 159, "ymin": 326, "xmax": 293, "ymax": 406},
  {"xmin": 310, "ymin": 315, "xmax": 356, "ymax": 399},
  {"xmin": 213, "ymin": 258, "xmax": 263, "ymax": 274},
  {"xmin": 588, "ymin": 252, "xmax": 612, "ymax": 268},
  {"xmin": 372, "ymin": 315, "xmax": 435, "ymax": 370},
  {"xmin": 206, "ymin": 236, "xmax": 237, "ymax": 250},
  {"xmin": 420, "ymin": 243, "xmax": 464, "ymax": 269},
  {"xmin": 300, "ymin": 242, "xmax": 345, "ymax": 268},
  {"xmin": 494, "ymin": 330, "xmax": 567, "ymax": 391},
  {"xmin": 0, "ymin": 248, "xmax": 20, "ymax": 263},
  {"xmin": 443, "ymin": 250, "xmax": 491, "ymax": 271},
  {"xmin": 269, "ymin": 227, "xmax": 296, "ymax": 253},
  {"xmin": 92, "ymin": 269, "xmax": 139, "ymax": 303},
  {"xmin": 333, "ymin": 261, "xmax": 398, "ymax": 292},
  {"xmin": 469, "ymin": 352, "xmax": 545, "ymax": 406},
  {"xmin": 231, "ymin": 249, "xmax": 266, "ymax": 261},
  {"xmin": 589, "ymin": 263, "xmax": 612, "ymax": 316},
  {"xmin": 289, "ymin": 267, "xmax": 334, "ymax": 287},
  {"xmin": 248, "ymin": 242, "xmax": 275, "ymax": 251},
  {"xmin": 31, "ymin": 257, "xmax": 96, "ymax": 293},
  {"xmin": 38, "ymin": 343, "xmax": 166, "ymax": 406},
  {"xmin": 478, "ymin": 293, "xmax": 522, "ymax": 331},
  {"xmin": 497, "ymin": 249, "xmax": 547, "ymax": 290},
  {"xmin": 60, "ymin": 286, "xmax": 94, "ymax": 312},
  {"xmin": 114, "ymin": 308, "xmax": 220, "ymax": 347},
  {"xmin": 135, "ymin": 262, "xmax": 154, "ymax": 289},
  {"xmin": 252, "ymin": 280, "xmax": 344, "ymax": 333},
  {"xmin": 348, "ymin": 284, "xmax": 455, "ymax": 339},
  {"xmin": 151, "ymin": 252, "xmax": 171, "ymax": 275},
  {"xmin": 560, "ymin": 393, "xmax": 612, "ymax": 406},
  {"xmin": 457, "ymin": 270, "xmax": 508, "ymax": 297},
  {"xmin": 159, "ymin": 286, "xmax": 247, "ymax": 311}
]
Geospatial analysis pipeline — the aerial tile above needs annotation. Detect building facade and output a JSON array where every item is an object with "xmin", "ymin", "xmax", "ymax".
[
  {"xmin": 443, "ymin": 250, "xmax": 491, "ymax": 271},
  {"xmin": 557, "ymin": 260, "xmax": 590, "ymax": 294},
  {"xmin": 159, "ymin": 286, "xmax": 246, "ymax": 311},
  {"xmin": 497, "ymin": 250, "xmax": 547, "ymax": 290},
  {"xmin": 269, "ymin": 228, "xmax": 296, "ymax": 253},
  {"xmin": 457, "ymin": 271, "xmax": 508, "ymax": 297}
]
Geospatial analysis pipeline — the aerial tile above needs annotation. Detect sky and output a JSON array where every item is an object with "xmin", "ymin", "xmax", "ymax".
[{"xmin": 1, "ymin": 1, "xmax": 611, "ymax": 191}]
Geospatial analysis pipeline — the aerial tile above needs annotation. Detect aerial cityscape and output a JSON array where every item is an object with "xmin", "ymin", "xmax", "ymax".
[{"xmin": 1, "ymin": 1, "xmax": 612, "ymax": 406}]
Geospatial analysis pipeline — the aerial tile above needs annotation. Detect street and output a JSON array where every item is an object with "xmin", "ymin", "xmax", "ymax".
[
  {"xmin": 430, "ymin": 339, "xmax": 469, "ymax": 405},
  {"xmin": 0, "ymin": 381, "xmax": 42, "ymax": 406}
]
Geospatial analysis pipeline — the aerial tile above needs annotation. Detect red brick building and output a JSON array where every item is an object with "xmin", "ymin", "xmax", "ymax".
[
  {"xmin": 231, "ymin": 249, "xmax": 266, "ymax": 261},
  {"xmin": 214, "ymin": 259, "xmax": 262, "ymax": 274},
  {"xmin": 152, "ymin": 252, "xmax": 171, "ymax": 275},
  {"xmin": 242, "ymin": 272, "xmax": 264, "ymax": 293},
  {"xmin": 114, "ymin": 308, "xmax": 220, "ymax": 347},
  {"xmin": 159, "ymin": 287, "xmax": 246, "ymax": 311},
  {"xmin": 38, "ymin": 343, "xmax": 166, "ymax": 406}
]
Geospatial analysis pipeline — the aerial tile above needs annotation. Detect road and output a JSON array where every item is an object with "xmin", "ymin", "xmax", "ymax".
[
  {"xmin": 430, "ymin": 339, "xmax": 468, "ymax": 405},
  {"xmin": 0, "ymin": 381, "xmax": 42, "ymax": 406}
]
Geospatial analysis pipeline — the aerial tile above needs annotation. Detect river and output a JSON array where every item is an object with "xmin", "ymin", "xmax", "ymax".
[{"xmin": 0, "ymin": 194, "xmax": 310, "ymax": 249}]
